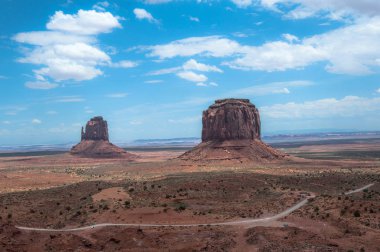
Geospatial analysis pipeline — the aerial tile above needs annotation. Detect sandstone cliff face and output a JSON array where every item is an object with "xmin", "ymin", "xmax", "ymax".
[
  {"xmin": 202, "ymin": 99, "xmax": 261, "ymax": 142},
  {"xmin": 180, "ymin": 98, "xmax": 287, "ymax": 163},
  {"xmin": 81, "ymin": 116, "xmax": 109, "ymax": 141}
]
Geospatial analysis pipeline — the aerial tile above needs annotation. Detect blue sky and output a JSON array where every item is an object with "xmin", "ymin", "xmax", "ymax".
[{"xmin": 1, "ymin": 0, "xmax": 380, "ymax": 145}]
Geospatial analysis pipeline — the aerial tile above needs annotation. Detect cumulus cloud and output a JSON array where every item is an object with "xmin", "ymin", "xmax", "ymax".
[
  {"xmin": 14, "ymin": 10, "xmax": 123, "ymax": 84},
  {"xmin": 183, "ymin": 59, "xmax": 222, "ymax": 72},
  {"xmin": 46, "ymin": 10, "xmax": 121, "ymax": 35},
  {"xmin": 225, "ymin": 41, "xmax": 325, "ymax": 72},
  {"xmin": 133, "ymin": 8, "xmax": 158, "ymax": 23},
  {"xmin": 282, "ymin": 33, "xmax": 299, "ymax": 43},
  {"xmin": 148, "ymin": 17, "xmax": 380, "ymax": 75},
  {"xmin": 177, "ymin": 71, "xmax": 208, "ymax": 82},
  {"xmin": 25, "ymin": 81, "xmax": 59, "ymax": 90},
  {"xmin": 13, "ymin": 31, "xmax": 94, "ymax": 46},
  {"xmin": 148, "ymin": 36, "xmax": 242, "ymax": 59},
  {"xmin": 149, "ymin": 59, "xmax": 221, "ymax": 85},
  {"xmin": 261, "ymin": 96, "xmax": 380, "ymax": 119}
]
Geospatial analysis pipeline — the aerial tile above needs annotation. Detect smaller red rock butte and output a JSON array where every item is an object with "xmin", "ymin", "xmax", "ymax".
[
  {"xmin": 81, "ymin": 116, "xmax": 109, "ymax": 141},
  {"xmin": 71, "ymin": 116, "xmax": 135, "ymax": 159}
]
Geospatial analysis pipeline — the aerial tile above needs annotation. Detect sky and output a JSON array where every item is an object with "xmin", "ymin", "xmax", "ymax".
[{"xmin": 1, "ymin": 0, "xmax": 380, "ymax": 145}]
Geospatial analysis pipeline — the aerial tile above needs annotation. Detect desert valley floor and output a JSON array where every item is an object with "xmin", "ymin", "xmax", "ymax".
[{"xmin": 0, "ymin": 137, "xmax": 380, "ymax": 251}]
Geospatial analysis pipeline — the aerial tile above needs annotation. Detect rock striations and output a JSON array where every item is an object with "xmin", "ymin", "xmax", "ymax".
[
  {"xmin": 71, "ymin": 116, "xmax": 135, "ymax": 159},
  {"xmin": 180, "ymin": 99, "xmax": 287, "ymax": 163}
]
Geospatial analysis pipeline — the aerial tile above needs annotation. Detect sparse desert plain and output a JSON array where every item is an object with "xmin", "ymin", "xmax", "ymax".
[{"xmin": 0, "ymin": 137, "xmax": 379, "ymax": 252}]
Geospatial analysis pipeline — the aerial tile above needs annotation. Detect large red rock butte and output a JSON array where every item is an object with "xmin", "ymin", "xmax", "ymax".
[
  {"xmin": 180, "ymin": 99, "xmax": 286, "ymax": 162},
  {"xmin": 71, "ymin": 116, "xmax": 135, "ymax": 159}
]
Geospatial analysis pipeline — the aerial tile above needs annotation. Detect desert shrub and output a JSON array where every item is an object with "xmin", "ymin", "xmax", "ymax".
[
  {"xmin": 174, "ymin": 202, "xmax": 187, "ymax": 212},
  {"xmin": 124, "ymin": 201, "xmax": 130, "ymax": 208},
  {"xmin": 354, "ymin": 210, "xmax": 361, "ymax": 217}
]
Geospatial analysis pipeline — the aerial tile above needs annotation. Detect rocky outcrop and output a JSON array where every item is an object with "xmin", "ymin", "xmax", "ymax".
[
  {"xmin": 180, "ymin": 99, "xmax": 287, "ymax": 163},
  {"xmin": 81, "ymin": 116, "xmax": 109, "ymax": 141},
  {"xmin": 71, "ymin": 116, "xmax": 136, "ymax": 159},
  {"xmin": 202, "ymin": 99, "xmax": 261, "ymax": 141}
]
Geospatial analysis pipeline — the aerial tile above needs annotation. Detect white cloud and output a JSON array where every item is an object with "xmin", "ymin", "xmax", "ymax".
[
  {"xmin": 231, "ymin": 0, "xmax": 253, "ymax": 8},
  {"xmin": 92, "ymin": 1, "xmax": 110, "ymax": 12},
  {"xmin": 25, "ymin": 81, "xmax": 59, "ymax": 90},
  {"xmin": 0, "ymin": 75, "xmax": 8, "ymax": 79},
  {"xmin": 303, "ymin": 17, "xmax": 380, "ymax": 74},
  {"xmin": 261, "ymin": 96, "xmax": 380, "ymax": 119},
  {"xmin": 259, "ymin": 0, "xmax": 380, "ymax": 20},
  {"xmin": 282, "ymin": 33, "xmax": 299, "ymax": 43},
  {"xmin": 46, "ymin": 10, "xmax": 121, "ymax": 35},
  {"xmin": 106, "ymin": 93, "xmax": 128, "ymax": 98},
  {"xmin": 14, "ymin": 10, "xmax": 123, "ymax": 83},
  {"xmin": 177, "ymin": 71, "xmax": 208, "ymax": 82},
  {"xmin": 225, "ymin": 41, "xmax": 325, "ymax": 72},
  {"xmin": 196, "ymin": 82, "xmax": 207, "ymax": 87},
  {"xmin": 147, "ymin": 67, "xmax": 182, "ymax": 76},
  {"xmin": 133, "ymin": 8, "xmax": 158, "ymax": 23},
  {"xmin": 233, "ymin": 80, "xmax": 311, "ymax": 96},
  {"xmin": 183, "ymin": 59, "xmax": 222, "ymax": 72},
  {"xmin": 148, "ymin": 36, "xmax": 242, "ymax": 59},
  {"xmin": 13, "ymin": 31, "xmax": 94, "ymax": 46},
  {"xmin": 232, "ymin": 32, "xmax": 248, "ymax": 38},
  {"xmin": 111, "ymin": 60, "xmax": 138, "ymax": 68},
  {"xmin": 189, "ymin": 16, "xmax": 200, "ymax": 22},
  {"xmin": 377, "ymin": 88, "xmax": 380, "ymax": 93},
  {"xmin": 195, "ymin": 82, "xmax": 218, "ymax": 87},
  {"xmin": 32, "ymin": 119, "xmax": 42, "ymax": 124},
  {"xmin": 2, "ymin": 121, "xmax": 11, "ymax": 125},
  {"xmin": 145, "ymin": 79, "xmax": 163, "ymax": 84},
  {"xmin": 55, "ymin": 96, "xmax": 84, "ymax": 103},
  {"xmin": 147, "ymin": 16, "xmax": 380, "ymax": 75}
]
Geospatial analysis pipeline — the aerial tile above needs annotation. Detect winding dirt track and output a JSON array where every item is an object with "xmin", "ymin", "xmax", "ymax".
[{"xmin": 15, "ymin": 183, "xmax": 375, "ymax": 233}]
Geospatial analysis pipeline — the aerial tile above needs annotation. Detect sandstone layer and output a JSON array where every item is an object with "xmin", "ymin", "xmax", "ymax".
[
  {"xmin": 71, "ymin": 116, "xmax": 135, "ymax": 159},
  {"xmin": 180, "ymin": 99, "xmax": 287, "ymax": 162},
  {"xmin": 202, "ymin": 99, "xmax": 261, "ymax": 141}
]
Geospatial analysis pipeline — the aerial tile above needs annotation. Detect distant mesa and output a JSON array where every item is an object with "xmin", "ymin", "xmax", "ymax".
[
  {"xmin": 71, "ymin": 116, "xmax": 135, "ymax": 159},
  {"xmin": 180, "ymin": 99, "xmax": 287, "ymax": 162}
]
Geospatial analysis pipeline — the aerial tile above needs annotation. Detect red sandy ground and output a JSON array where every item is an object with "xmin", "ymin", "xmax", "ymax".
[{"xmin": 0, "ymin": 145, "xmax": 379, "ymax": 251}]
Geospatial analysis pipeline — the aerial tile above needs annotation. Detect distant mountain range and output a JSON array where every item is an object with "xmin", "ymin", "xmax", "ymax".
[{"xmin": 0, "ymin": 131, "xmax": 379, "ymax": 153}]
